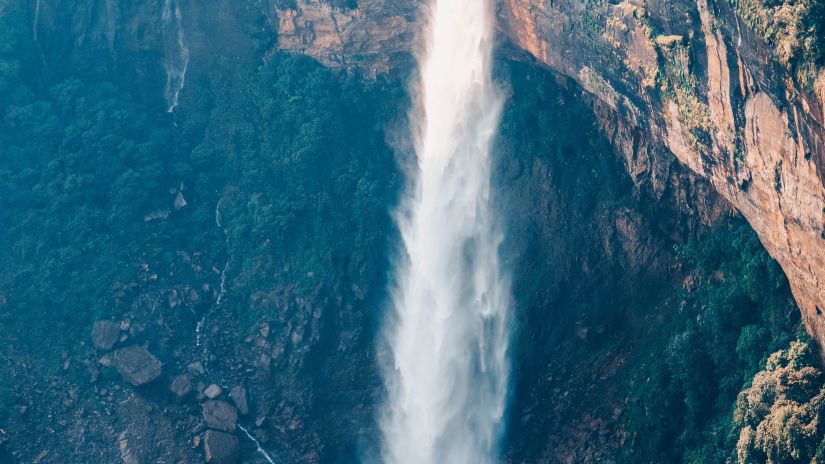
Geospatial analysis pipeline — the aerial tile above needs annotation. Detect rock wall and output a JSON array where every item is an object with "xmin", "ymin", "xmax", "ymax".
[
  {"xmin": 274, "ymin": 0, "xmax": 825, "ymax": 350},
  {"xmin": 500, "ymin": 0, "xmax": 825, "ymax": 350}
]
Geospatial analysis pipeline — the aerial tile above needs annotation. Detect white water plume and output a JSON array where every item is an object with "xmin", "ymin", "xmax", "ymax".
[
  {"xmin": 162, "ymin": 0, "xmax": 189, "ymax": 113},
  {"xmin": 380, "ymin": 0, "xmax": 510, "ymax": 462},
  {"xmin": 33, "ymin": 0, "xmax": 42, "ymax": 43},
  {"xmin": 33, "ymin": 0, "xmax": 46, "ymax": 67}
]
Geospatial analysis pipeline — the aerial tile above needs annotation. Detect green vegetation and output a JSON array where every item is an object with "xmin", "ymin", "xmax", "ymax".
[
  {"xmin": 193, "ymin": 54, "xmax": 402, "ymax": 330},
  {"xmin": 653, "ymin": 34, "xmax": 712, "ymax": 145},
  {"xmin": 733, "ymin": 339, "xmax": 825, "ymax": 463},
  {"xmin": 623, "ymin": 223, "xmax": 805, "ymax": 463},
  {"xmin": 0, "ymin": 7, "xmax": 193, "ymax": 350},
  {"xmin": 0, "ymin": 0, "xmax": 402, "ymax": 353},
  {"xmin": 730, "ymin": 0, "xmax": 825, "ymax": 69}
]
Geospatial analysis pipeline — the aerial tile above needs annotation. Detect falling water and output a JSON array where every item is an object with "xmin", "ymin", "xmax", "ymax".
[
  {"xmin": 380, "ymin": 0, "xmax": 509, "ymax": 462},
  {"xmin": 237, "ymin": 424, "xmax": 277, "ymax": 464},
  {"xmin": 33, "ymin": 0, "xmax": 46, "ymax": 67},
  {"xmin": 162, "ymin": 0, "xmax": 189, "ymax": 113},
  {"xmin": 33, "ymin": 0, "xmax": 42, "ymax": 42}
]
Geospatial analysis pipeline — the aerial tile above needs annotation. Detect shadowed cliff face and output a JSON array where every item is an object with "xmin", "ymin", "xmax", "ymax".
[{"xmin": 275, "ymin": 0, "xmax": 825, "ymax": 352}]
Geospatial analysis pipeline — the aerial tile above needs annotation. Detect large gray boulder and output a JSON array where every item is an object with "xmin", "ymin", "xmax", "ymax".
[
  {"xmin": 201, "ymin": 400, "xmax": 237, "ymax": 432},
  {"xmin": 113, "ymin": 346, "xmax": 162, "ymax": 386},
  {"xmin": 229, "ymin": 386, "xmax": 249, "ymax": 416},
  {"xmin": 91, "ymin": 320, "xmax": 120, "ymax": 350},
  {"xmin": 170, "ymin": 374, "xmax": 192, "ymax": 399},
  {"xmin": 203, "ymin": 430, "xmax": 239, "ymax": 464}
]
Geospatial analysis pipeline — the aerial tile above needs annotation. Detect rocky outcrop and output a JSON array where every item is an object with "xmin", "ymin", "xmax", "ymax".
[
  {"xmin": 274, "ymin": 0, "xmax": 416, "ymax": 75},
  {"xmin": 273, "ymin": 0, "xmax": 825, "ymax": 350},
  {"xmin": 170, "ymin": 373, "xmax": 193, "ymax": 399}
]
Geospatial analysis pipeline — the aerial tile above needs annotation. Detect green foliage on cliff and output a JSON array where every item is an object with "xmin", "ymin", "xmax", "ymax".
[
  {"xmin": 0, "ymin": 6, "xmax": 196, "ymax": 350},
  {"xmin": 733, "ymin": 339, "xmax": 825, "ymax": 463},
  {"xmin": 0, "ymin": 0, "xmax": 401, "ymax": 347},
  {"xmin": 623, "ymin": 223, "xmax": 804, "ymax": 463},
  {"xmin": 183, "ymin": 53, "xmax": 402, "ymax": 330},
  {"xmin": 731, "ymin": 0, "xmax": 825, "ymax": 67}
]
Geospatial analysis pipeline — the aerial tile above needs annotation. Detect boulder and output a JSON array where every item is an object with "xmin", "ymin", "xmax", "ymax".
[
  {"xmin": 92, "ymin": 321, "xmax": 120, "ymax": 351},
  {"xmin": 203, "ymin": 384, "xmax": 222, "ymax": 400},
  {"xmin": 201, "ymin": 400, "xmax": 237, "ymax": 432},
  {"xmin": 170, "ymin": 374, "xmax": 192, "ymax": 399},
  {"xmin": 203, "ymin": 430, "xmax": 239, "ymax": 464},
  {"xmin": 229, "ymin": 386, "xmax": 249, "ymax": 416},
  {"xmin": 113, "ymin": 346, "xmax": 162, "ymax": 386}
]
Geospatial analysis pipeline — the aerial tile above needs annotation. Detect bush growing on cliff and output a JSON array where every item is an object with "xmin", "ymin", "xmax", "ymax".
[
  {"xmin": 731, "ymin": 0, "xmax": 825, "ymax": 67},
  {"xmin": 733, "ymin": 338, "xmax": 825, "ymax": 463}
]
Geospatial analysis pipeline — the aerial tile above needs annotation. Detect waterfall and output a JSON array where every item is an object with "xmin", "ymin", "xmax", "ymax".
[
  {"xmin": 162, "ymin": 0, "xmax": 189, "ymax": 113},
  {"xmin": 380, "ymin": 0, "xmax": 510, "ymax": 462},
  {"xmin": 33, "ymin": 0, "xmax": 46, "ymax": 66},
  {"xmin": 33, "ymin": 0, "xmax": 42, "ymax": 42}
]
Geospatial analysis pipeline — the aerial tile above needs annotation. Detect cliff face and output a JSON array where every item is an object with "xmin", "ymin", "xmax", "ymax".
[
  {"xmin": 276, "ymin": 0, "xmax": 825, "ymax": 349},
  {"xmin": 501, "ymin": 0, "xmax": 825, "ymax": 353}
]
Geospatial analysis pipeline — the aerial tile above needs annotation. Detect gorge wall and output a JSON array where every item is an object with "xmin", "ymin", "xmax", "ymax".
[
  {"xmin": 276, "ymin": 0, "xmax": 825, "ymax": 350},
  {"xmin": 5, "ymin": 1, "xmax": 819, "ymax": 461}
]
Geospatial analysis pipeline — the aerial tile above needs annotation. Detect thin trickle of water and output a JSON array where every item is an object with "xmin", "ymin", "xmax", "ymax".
[
  {"xmin": 197, "ymin": 199, "xmax": 228, "ymax": 349},
  {"xmin": 238, "ymin": 424, "xmax": 277, "ymax": 464},
  {"xmin": 33, "ymin": 0, "xmax": 46, "ymax": 67},
  {"xmin": 215, "ymin": 199, "xmax": 229, "ymax": 306},
  {"xmin": 193, "ymin": 201, "xmax": 277, "ymax": 463},
  {"xmin": 380, "ymin": 0, "xmax": 510, "ymax": 463},
  {"xmin": 33, "ymin": 0, "xmax": 41, "ymax": 42},
  {"xmin": 162, "ymin": 0, "xmax": 189, "ymax": 113}
]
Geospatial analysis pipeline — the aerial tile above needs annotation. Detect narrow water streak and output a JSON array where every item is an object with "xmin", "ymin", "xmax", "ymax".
[
  {"xmin": 380, "ymin": 0, "xmax": 510, "ymax": 463},
  {"xmin": 162, "ymin": 0, "xmax": 189, "ymax": 113}
]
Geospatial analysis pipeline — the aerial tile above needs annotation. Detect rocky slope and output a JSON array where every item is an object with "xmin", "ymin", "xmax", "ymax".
[{"xmin": 275, "ymin": 0, "xmax": 825, "ymax": 351}]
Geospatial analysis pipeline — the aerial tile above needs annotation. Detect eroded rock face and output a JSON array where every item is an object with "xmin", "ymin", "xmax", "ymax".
[
  {"xmin": 274, "ymin": 0, "xmax": 417, "ymax": 74},
  {"xmin": 272, "ymin": 0, "xmax": 825, "ymax": 351}
]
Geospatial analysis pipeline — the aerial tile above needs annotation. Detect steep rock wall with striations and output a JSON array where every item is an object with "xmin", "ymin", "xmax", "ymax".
[{"xmin": 275, "ymin": 0, "xmax": 825, "ymax": 351}]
